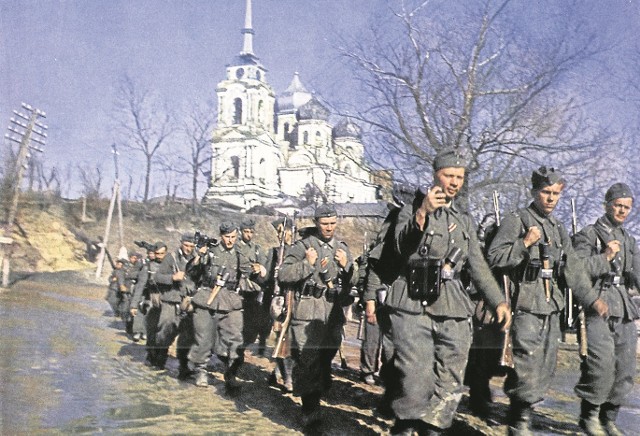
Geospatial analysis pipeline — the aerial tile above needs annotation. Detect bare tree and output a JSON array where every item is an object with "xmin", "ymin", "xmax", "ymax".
[
  {"xmin": 176, "ymin": 102, "xmax": 215, "ymax": 212},
  {"xmin": 339, "ymin": 0, "xmax": 609, "ymax": 212},
  {"xmin": 113, "ymin": 74, "xmax": 174, "ymax": 203},
  {"xmin": 77, "ymin": 164, "xmax": 103, "ymax": 200}
]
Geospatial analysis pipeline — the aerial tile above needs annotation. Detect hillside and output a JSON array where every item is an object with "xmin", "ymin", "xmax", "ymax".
[{"xmin": 3, "ymin": 193, "xmax": 381, "ymax": 280}]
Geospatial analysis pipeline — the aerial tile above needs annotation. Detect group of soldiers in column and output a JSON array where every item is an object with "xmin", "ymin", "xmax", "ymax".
[{"xmin": 104, "ymin": 148, "xmax": 638, "ymax": 436}]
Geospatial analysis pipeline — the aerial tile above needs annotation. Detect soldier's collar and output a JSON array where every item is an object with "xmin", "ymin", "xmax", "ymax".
[
  {"xmin": 597, "ymin": 215, "xmax": 625, "ymax": 234},
  {"xmin": 528, "ymin": 202, "xmax": 559, "ymax": 226}
]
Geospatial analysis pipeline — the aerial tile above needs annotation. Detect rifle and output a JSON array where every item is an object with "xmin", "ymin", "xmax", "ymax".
[
  {"xmin": 357, "ymin": 231, "xmax": 368, "ymax": 341},
  {"xmin": 494, "ymin": 191, "xmax": 515, "ymax": 369},
  {"xmin": 273, "ymin": 211, "xmax": 298, "ymax": 360},
  {"xmin": 570, "ymin": 199, "xmax": 588, "ymax": 358},
  {"xmin": 206, "ymin": 267, "xmax": 229, "ymax": 306}
]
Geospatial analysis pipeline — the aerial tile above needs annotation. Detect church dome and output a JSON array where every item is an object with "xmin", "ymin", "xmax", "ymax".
[
  {"xmin": 333, "ymin": 117, "xmax": 362, "ymax": 139},
  {"xmin": 297, "ymin": 96, "xmax": 330, "ymax": 121},
  {"xmin": 277, "ymin": 73, "xmax": 312, "ymax": 114}
]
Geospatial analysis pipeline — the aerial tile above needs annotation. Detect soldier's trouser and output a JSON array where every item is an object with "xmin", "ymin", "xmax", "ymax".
[
  {"xmin": 106, "ymin": 288, "xmax": 119, "ymax": 314},
  {"xmin": 145, "ymin": 305, "xmax": 161, "ymax": 362},
  {"xmin": 290, "ymin": 318, "xmax": 343, "ymax": 397},
  {"xmin": 118, "ymin": 293, "xmax": 133, "ymax": 327},
  {"xmin": 155, "ymin": 301, "xmax": 193, "ymax": 366},
  {"xmin": 242, "ymin": 297, "xmax": 271, "ymax": 347},
  {"xmin": 504, "ymin": 311, "xmax": 560, "ymax": 405},
  {"xmin": 360, "ymin": 314, "xmax": 382, "ymax": 376},
  {"xmin": 213, "ymin": 309, "xmax": 244, "ymax": 360},
  {"xmin": 390, "ymin": 310, "xmax": 472, "ymax": 429},
  {"xmin": 189, "ymin": 306, "xmax": 215, "ymax": 365},
  {"xmin": 132, "ymin": 309, "xmax": 146, "ymax": 334},
  {"xmin": 575, "ymin": 315, "xmax": 637, "ymax": 406}
]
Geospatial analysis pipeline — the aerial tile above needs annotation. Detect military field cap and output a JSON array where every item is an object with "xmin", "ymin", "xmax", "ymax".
[
  {"xmin": 605, "ymin": 182, "xmax": 634, "ymax": 202},
  {"xmin": 314, "ymin": 203, "xmax": 337, "ymax": 219},
  {"xmin": 219, "ymin": 221, "xmax": 238, "ymax": 235},
  {"xmin": 154, "ymin": 241, "xmax": 167, "ymax": 251},
  {"xmin": 433, "ymin": 148, "xmax": 467, "ymax": 171},
  {"xmin": 130, "ymin": 252, "xmax": 141, "ymax": 258},
  {"xmin": 531, "ymin": 166, "xmax": 564, "ymax": 190},
  {"xmin": 240, "ymin": 218, "xmax": 256, "ymax": 230},
  {"xmin": 271, "ymin": 216, "xmax": 293, "ymax": 230},
  {"xmin": 117, "ymin": 257, "xmax": 129, "ymax": 264},
  {"xmin": 181, "ymin": 232, "xmax": 195, "ymax": 243}
]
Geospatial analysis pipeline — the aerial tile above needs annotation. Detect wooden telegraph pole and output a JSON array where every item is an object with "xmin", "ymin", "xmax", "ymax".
[
  {"xmin": 95, "ymin": 144, "xmax": 125, "ymax": 279},
  {"xmin": 1, "ymin": 103, "xmax": 47, "ymax": 288}
]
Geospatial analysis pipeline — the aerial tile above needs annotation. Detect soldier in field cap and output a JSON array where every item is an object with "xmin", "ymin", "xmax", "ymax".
[
  {"xmin": 278, "ymin": 203, "xmax": 355, "ymax": 430},
  {"xmin": 384, "ymin": 147, "xmax": 511, "ymax": 435},
  {"xmin": 487, "ymin": 166, "xmax": 609, "ymax": 434},
  {"xmin": 572, "ymin": 182, "xmax": 639, "ymax": 435}
]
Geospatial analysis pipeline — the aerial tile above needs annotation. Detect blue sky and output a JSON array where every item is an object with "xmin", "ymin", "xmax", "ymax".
[{"xmin": 1, "ymin": 0, "xmax": 639, "ymax": 198}]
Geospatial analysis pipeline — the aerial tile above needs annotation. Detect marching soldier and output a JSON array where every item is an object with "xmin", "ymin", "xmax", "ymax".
[
  {"xmin": 153, "ymin": 234, "xmax": 197, "ymax": 376},
  {"xmin": 237, "ymin": 218, "xmax": 270, "ymax": 355},
  {"xmin": 130, "ymin": 242, "xmax": 167, "ymax": 369},
  {"xmin": 386, "ymin": 149, "xmax": 511, "ymax": 435},
  {"xmin": 187, "ymin": 222, "xmax": 257, "ymax": 389},
  {"xmin": 487, "ymin": 166, "xmax": 608, "ymax": 435},
  {"xmin": 265, "ymin": 217, "xmax": 295, "ymax": 392},
  {"xmin": 572, "ymin": 183, "xmax": 639, "ymax": 436},
  {"xmin": 278, "ymin": 204, "xmax": 355, "ymax": 429}
]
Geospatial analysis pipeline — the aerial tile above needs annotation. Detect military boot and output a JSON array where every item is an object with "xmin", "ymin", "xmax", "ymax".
[
  {"xmin": 178, "ymin": 358, "xmax": 195, "ymax": 381},
  {"xmin": 301, "ymin": 392, "xmax": 322, "ymax": 430},
  {"xmin": 507, "ymin": 401, "xmax": 533, "ymax": 436},
  {"xmin": 224, "ymin": 358, "xmax": 242, "ymax": 389},
  {"xmin": 194, "ymin": 365, "xmax": 209, "ymax": 387},
  {"xmin": 599, "ymin": 402, "xmax": 623, "ymax": 436},
  {"xmin": 579, "ymin": 400, "xmax": 606, "ymax": 436}
]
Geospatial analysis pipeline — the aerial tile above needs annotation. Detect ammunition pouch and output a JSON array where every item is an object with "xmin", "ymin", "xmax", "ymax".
[
  {"xmin": 522, "ymin": 259, "xmax": 542, "ymax": 283},
  {"xmin": 407, "ymin": 258, "xmax": 442, "ymax": 304}
]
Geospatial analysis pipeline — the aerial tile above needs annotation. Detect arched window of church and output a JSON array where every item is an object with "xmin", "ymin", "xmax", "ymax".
[
  {"xmin": 256, "ymin": 70, "xmax": 262, "ymax": 81},
  {"xmin": 231, "ymin": 156, "xmax": 240, "ymax": 179},
  {"xmin": 303, "ymin": 131, "xmax": 309, "ymax": 144},
  {"xmin": 233, "ymin": 98, "xmax": 243, "ymax": 124},
  {"xmin": 257, "ymin": 100, "xmax": 264, "ymax": 124},
  {"xmin": 315, "ymin": 131, "xmax": 322, "ymax": 144},
  {"xmin": 283, "ymin": 122, "xmax": 290, "ymax": 141}
]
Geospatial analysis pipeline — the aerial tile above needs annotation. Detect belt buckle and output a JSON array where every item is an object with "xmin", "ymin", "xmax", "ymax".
[{"xmin": 540, "ymin": 268, "xmax": 553, "ymax": 280}]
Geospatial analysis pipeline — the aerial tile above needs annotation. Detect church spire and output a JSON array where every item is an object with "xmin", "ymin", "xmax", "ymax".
[{"xmin": 241, "ymin": 0, "xmax": 255, "ymax": 56}]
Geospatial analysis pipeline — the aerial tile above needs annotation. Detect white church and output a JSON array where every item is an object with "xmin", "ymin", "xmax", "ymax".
[{"xmin": 203, "ymin": 0, "xmax": 383, "ymax": 212}]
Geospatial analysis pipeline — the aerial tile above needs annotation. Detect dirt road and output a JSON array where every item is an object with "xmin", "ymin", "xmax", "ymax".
[{"xmin": 1, "ymin": 271, "xmax": 638, "ymax": 434}]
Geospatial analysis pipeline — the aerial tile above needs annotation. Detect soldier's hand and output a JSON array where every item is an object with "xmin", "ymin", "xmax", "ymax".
[
  {"xmin": 523, "ymin": 226, "xmax": 542, "ymax": 248},
  {"xmin": 130, "ymin": 307, "xmax": 138, "ymax": 316},
  {"xmin": 306, "ymin": 247, "xmax": 318, "ymax": 265},
  {"xmin": 604, "ymin": 240, "xmax": 621, "ymax": 261},
  {"xmin": 198, "ymin": 246, "xmax": 208, "ymax": 255},
  {"xmin": 590, "ymin": 297, "xmax": 609, "ymax": 318},
  {"xmin": 365, "ymin": 300, "xmax": 377, "ymax": 325},
  {"xmin": 172, "ymin": 270, "xmax": 185, "ymax": 281},
  {"xmin": 335, "ymin": 249, "xmax": 348, "ymax": 269},
  {"xmin": 422, "ymin": 186, "xmax": 447, "ymax": 214},
  {"xmin": 494, "ymin": 302, "xmax": 512, "ymax": 331}
]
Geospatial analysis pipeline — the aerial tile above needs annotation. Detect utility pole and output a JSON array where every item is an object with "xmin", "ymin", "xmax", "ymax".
[
  {"xmin": 95, "ymin": 144, "xmax": 126, "ymax": 279},
  {"xmin": 1, "ymin": 103, "xmax": 47, "ymax": 288}
]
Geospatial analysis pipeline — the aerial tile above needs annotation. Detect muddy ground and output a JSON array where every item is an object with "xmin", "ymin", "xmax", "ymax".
[{"xmin": 1, "ymin": 271, "xmax": 638, "ymax": 435}]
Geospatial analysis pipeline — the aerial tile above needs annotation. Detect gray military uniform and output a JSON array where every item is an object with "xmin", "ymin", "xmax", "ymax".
[
  {"xmin": 154, "ymin": 248, "xmax": 196, "ymax": 368},
  {"xmin": 278, "ymin": 229, "xmax": 355, "ymax": 399},
  {"xmin": 388, "ymin": 201, "xmax": 505, "ymax": 430},
  {"xmin": 487, "ymin": 203, "xmax": 599, "ymax": 405},
  {"xmin": 573, "ymin": 214, "xmax": 639, "ymax": 407},
  {"xmin": 187, "ymin": 243, "xmax": 250, "ymax": 366}
]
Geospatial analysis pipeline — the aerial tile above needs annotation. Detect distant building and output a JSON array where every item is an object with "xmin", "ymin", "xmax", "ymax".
[{"xmin": 203, "ymin": 0, "xmax": 383, "ymax": 212}]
